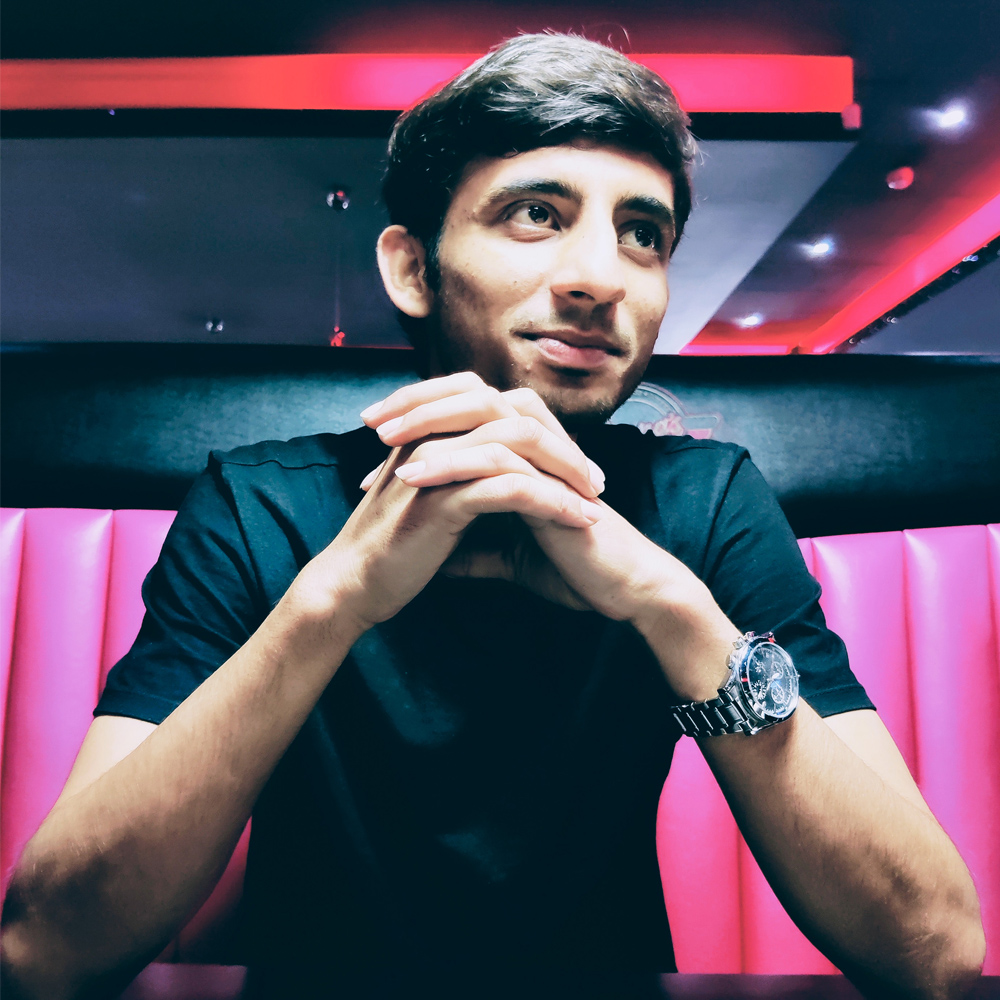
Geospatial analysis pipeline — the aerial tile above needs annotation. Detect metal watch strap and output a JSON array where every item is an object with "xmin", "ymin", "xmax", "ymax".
[{"xmin": 670, "ymin": 686, "xmax": 753, "ymax": 737}]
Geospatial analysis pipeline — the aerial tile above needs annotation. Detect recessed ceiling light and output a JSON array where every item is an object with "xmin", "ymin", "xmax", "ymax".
[
  {"xmin": 736, "ymin": 313, "xmax": 764, "ymax": 329},
  {"xmin": 803, "ymin": 238, "xmax": 835, "ymax": 259},
  {"xmin": 925, "ymin": 101, "xmax": 969, "ymax": 131}
]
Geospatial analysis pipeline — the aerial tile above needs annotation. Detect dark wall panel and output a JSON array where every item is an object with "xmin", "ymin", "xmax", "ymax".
[{"xmin": 3, "ymin": 345, "xmax": 998, "ymax": 537}]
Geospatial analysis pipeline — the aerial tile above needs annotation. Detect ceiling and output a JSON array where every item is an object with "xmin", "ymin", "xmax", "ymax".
[
  {"xmin": 1, "ymin": 135, "xmax": 855, "ymax": 350},
  {"xmin": 2, "ymin": 0, "xmax": 999, "ymax": 354}
]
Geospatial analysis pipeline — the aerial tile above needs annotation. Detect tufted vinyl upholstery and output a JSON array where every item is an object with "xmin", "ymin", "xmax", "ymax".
[
  {"xmin": 0, "ymin": 508, "xmax": 249, "ymax": 963},
  {"xmin": 659, "ymin": 524, "xmax": 1000, "ymax": 974},
  {"xmin": 1, "ymin": 509, "xmax": 998, "ymax": 972}
]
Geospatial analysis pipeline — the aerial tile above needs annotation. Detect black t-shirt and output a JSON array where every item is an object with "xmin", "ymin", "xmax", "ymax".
[{"xmin": 96, "ymin": 423, "xmax": 872, "ymax": 972}]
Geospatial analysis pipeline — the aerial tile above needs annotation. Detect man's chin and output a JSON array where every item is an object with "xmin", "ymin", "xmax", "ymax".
[
  {"xmin": 528, "ymin": 370, "xmax": 646, "ymax": 433},
  {"xmin": 526, "ymin": 386, "xmax": 623, "ymax": 432},
  {"xmin": 550, "ymin": 401, "xmax": 620, "ymax": 433}
]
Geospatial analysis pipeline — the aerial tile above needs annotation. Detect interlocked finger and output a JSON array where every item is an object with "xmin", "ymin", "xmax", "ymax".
[
  {"xmin": 368, "ymin": 385, "xmax": 517, "ymax": 446},
  {"xmin": 500, "ymin": 386, "xmax": 572, "ymax": 442},
  {"xmin": 406, "ymin": 417, "xmax": 600, "ymax": 497},
  {"xmin": 357, "ymin": 373, "xmax": 605, "ymax": 496},
  {"xmin": 394, "ymin": 441, "xmax": 542, "ymax": 489},
  {"xmin": 442, "ymin": 473, "xmax": 603, "ymax": 529},
  {"xmin": 501, "ymin": 386, "xmax": 605, "ymax": 491},
  {"xmin": 360, "ymin": 460, "xmax": 386, "ymax": 491},
  {"xmin": 360, "ymin": 371, "xmax": 485, "ymax": 426},
  {"xmin": 360, "ymin": 415, "xmax": 604, "ymax": 498}
]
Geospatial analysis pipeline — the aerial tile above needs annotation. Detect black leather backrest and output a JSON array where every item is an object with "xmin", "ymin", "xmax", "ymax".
[{"xmin": 3, "ymin": 344, "xmax": 998, "ymax": 537}]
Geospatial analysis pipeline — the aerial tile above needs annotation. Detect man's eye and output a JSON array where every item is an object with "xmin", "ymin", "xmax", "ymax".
[
  {"xmin": 622, "ymin": 224, "xmax": 662, "ymax": 252},
  {"xmin": 510, "ymin": 203, "xmax": 555, "ymax": 227}
]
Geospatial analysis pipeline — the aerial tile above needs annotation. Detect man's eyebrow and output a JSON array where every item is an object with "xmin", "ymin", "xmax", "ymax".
[
  {"xmin": 617, "ymin": 194, "xmax": 676, "ymax": 234},
  {"xmin": 481, "ymin": 178, "xmax": 583, "ymax": 211},
  {"xmin": 480, "ymin": 180, "xmax": 676, "ymax": 235}
]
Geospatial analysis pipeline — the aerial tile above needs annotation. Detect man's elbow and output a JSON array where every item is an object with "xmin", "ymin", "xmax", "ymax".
[
  {"xmin": 3, "ymin": 873, "xmax": 75, "ymax": 1000},
  {"xmin": 847, "ymin": 877, "xmax": 985, "ymax": 1000},
  {"xmin": 2, "ymin": 908, "xmax": 132, "ymax": 1000},
  {"xmin": 1, "ymin": 883, "xmax": 76, "ymax": 1000},
  {"xmin": 908, "ymin": 891, "xmax": 986, "ymax": 1000},
  {"xmin": 0, "ymin": 858, "xmax": 124, "ymax": 1000},
  {"xmin": 936, "ymin": 914, "xmax": 986, "ymax": 999}
]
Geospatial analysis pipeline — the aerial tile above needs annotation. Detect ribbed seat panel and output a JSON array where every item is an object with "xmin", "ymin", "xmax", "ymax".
[
  {"xmin": 2, "ymin": 511, "xmax": 997, "ymax": 971},
  {"xmin": 660, "ymin": 525, "xmax": 1000, "ymax": 973}
]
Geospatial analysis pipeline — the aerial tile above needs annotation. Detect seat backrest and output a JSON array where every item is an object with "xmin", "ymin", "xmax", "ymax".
[
  {"xmin": 2, "ymin": 511, "xmax": 998, "ymax": 971},
  {"xmin": 0, "ymin": 507, "xmax": 249, "ymax": 963},
  {"xmin": 658, "ymin": 524, "xmax": 1000, "ymax": 974}
]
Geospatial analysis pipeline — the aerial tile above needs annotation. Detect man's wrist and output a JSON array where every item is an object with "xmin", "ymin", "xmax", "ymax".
[
  {"xmin": 630, "ymin": 586, "xmax": 739, "ymax": 702},
  {"xmin": 272, "ymin": 571, "xmax": 370, "ymax": 669}
]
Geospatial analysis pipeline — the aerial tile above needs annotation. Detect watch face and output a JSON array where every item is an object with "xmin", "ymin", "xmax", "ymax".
[{"xmin": 742, "ymin": 641, "xmax": 799, "ymax": 720}]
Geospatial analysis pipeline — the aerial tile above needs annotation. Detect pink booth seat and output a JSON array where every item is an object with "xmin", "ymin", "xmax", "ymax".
[
  {"xmin": 659, "ymin": 525, "xmax": 1000, "ymax": 975},
  {"xmin": 1, "ymin": 511, "xmax": 999, "ymax": 975},
  {"xmin": 0, "ymin": 508, "xmax": 249, "ymax": 964}
]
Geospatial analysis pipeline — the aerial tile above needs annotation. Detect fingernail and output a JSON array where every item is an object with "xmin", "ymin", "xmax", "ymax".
[
  {"xmin": 360, "ymin": 400, "xmax": 383, "ymax": 421},
  {"xmin": 395, "ymin": 461, "xmax": 426, "ymax": 481},
  {"xmin": 587, "ymin": 459, "xmax": 606, "ymax": 493},
  {"xmin": 580, "ymin": 500, "xmax": 604, "ymax": 520},
  {"xmin": 360, "ymin": 470, "xmax": 378, "ymax": 490},
  {"xmin": 377, "ymin": 416, "xmax": 403, "ymax": 438}
]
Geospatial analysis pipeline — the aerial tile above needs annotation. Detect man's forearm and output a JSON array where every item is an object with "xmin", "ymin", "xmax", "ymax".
[
  {"xmin": 700, "ymin": 703, "xmax": 983, "ymax": 997},
  {"xmin": 1, "ymin": 582, "xmax": 364, "ymax": 1000},
  {"xmin": 634, "ymin": 597, "xmax": 983, "ymax": 998}
]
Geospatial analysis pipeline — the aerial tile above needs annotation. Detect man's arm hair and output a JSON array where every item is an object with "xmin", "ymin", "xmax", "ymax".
[
  {"xmin": 1, "ymin": 374, "xmax": 604, "ymax": 1000},
  {"xmin": 0, "ymin": 586, "xmax": 365, "ymax": 1000},
  {"xmin": 698, "ymin": 702, "xmax": 984, "ymax": 998}
]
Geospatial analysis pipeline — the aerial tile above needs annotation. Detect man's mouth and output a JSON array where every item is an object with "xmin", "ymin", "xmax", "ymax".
[{"xmin": 520, "ymin": 332, "xmax": 619, "ymax": 372}]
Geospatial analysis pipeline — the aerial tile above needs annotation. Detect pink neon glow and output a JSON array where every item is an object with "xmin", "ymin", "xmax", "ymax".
[
  {"xmin": 680, "ymin": 341, "xmax": 793, "ymax": 356},
  {"xmin": 801, "ymin": 186, "xmax": 1000, "ymax": 353},
  {"xmin": 0, "ymin": 53, "xmax": 853, "ymax": 113},
  {"xmin": 685, "ymin": 173, "xmax": 1000, "ymax": 355},
  {"xmin": 887, "ymin": 166, "xmax": 915, "ymax": 190},
  {"xmin": 660, "ymin": 524, "xmax": 1000, "ymax": 972}
]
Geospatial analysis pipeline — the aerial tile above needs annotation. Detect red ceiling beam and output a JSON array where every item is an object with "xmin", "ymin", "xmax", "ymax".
[
  {"xmin": 796, "ymin": 184, "xmax": 1000, "ymax": 354},
  {"xmin": 0, "ymin": 53, "xmax": 853, "ymax": 114},
  {"xmin": 683, "ymin": 170, "xmax": 1000, "ymax": 355}
]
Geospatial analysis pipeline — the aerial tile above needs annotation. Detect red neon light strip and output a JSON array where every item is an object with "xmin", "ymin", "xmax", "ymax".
[
  {"xmin": 683, "ymin": 173, "xmax": 1000, "ymax": 356},
  {"xmin": 0, "ymin": 53, "xmax": 852, "ymax": 114},
  {"xmin": 798, "ymin": 187, "xmax": 1000, "ymax": 353},
  {"xmin": 680, "ymin": 340, "xmax": 794, "ymax": 356}
]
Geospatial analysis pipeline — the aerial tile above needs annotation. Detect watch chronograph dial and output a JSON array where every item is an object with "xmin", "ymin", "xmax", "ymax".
[{"xmin": 743, "ymin": 641, "xmax": 799, "ymax": 720}]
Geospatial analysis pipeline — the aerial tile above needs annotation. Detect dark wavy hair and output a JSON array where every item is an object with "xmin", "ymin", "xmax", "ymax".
[{"xmin": 381, "ymin": 32, "xmax": 697, "ymax": 355}]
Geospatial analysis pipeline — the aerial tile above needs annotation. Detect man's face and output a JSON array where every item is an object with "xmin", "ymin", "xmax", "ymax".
[{"xmin": 426, "ymin": 143, "xmax": 676, "ymax": 428}]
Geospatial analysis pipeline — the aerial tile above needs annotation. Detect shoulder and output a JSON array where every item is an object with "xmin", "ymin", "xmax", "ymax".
[
  {"xmin": 209, "ymin": 425, "xmax": 380, "ymax": 473},
  {"xmin": 592, "ymin": 423, "xmax": 748, "ymax": 483},
  {"xmin": 185, "ymin": 426, "xmax": 386, "ymax": 596},
  {"xmin": 650, "ymin": 431, "xmax": 747, "ymax": 468},
  {"xmin": 203, "ymin": 423, "xmax": 385, "ymax": 541}
]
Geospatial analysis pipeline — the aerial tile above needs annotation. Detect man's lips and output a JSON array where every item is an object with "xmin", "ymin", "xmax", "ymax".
[{"xmin": 521, "ymin": 333, "xmax": 619, "ymax": 371}]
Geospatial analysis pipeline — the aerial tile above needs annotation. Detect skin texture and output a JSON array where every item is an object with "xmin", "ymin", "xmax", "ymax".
[
  {"xmin": 381, "ymin": 143, "xmax": 676, "ymax": 429},
  {"xmin": 1, "ymin": 142, "xmax": 986, "ymax": 1000}
]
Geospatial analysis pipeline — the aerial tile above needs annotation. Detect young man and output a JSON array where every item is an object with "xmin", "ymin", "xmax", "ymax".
[{"xmin": 1, "ymin": 33, "xmax": 985, "ymax": 999}]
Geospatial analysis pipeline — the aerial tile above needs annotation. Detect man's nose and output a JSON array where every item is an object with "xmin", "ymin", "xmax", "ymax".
[{"xmin": 549, "ymin": 221, "xmax": 627, "ymax": 309}]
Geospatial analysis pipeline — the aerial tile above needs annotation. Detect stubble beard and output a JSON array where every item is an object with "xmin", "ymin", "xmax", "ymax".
[{"xmin": 427, "ymin": 270, "xmax": 649, "ymax": 433}]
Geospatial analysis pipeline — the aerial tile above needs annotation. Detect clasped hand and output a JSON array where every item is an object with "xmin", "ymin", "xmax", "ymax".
[
  {"xmin": 361, "ymin": 372, "xmax": 606, "ymax": 613},
  {"xmin": 293, "ymin": 371, "xmax": 735, "ymax": 697}
]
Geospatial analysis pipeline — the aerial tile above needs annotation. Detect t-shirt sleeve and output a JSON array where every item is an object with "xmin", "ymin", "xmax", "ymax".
[
  {"xmin": 95, "ymin": 456, "xmax": 264, "ymax": 725},
  {"xmin": 701, "ymin": 449, "xmax": 874, "ymax": 718}
]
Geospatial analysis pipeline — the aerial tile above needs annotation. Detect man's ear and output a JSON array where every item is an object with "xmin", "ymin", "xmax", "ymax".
[{"xmin": 376, "ymin": 225, "xmax": 434, "ymax": 319}]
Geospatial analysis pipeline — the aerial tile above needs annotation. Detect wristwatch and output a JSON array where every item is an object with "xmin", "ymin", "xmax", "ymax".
[{"xmin": 670, "ymin": 631, "xmax": 799, "ymax": 737}]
